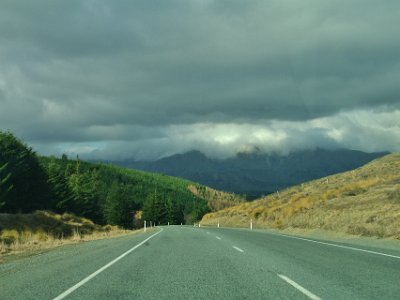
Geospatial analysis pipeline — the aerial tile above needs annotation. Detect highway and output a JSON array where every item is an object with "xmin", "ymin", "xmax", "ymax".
[{"xmin": 1, "ymin": 226, "xmax": 400, "ymax": 299}]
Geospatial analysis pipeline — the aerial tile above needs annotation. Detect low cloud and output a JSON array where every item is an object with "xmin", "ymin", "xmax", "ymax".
[{"xmin": 31, "ymin": 109, "xmax": 400, "ymax": 160}]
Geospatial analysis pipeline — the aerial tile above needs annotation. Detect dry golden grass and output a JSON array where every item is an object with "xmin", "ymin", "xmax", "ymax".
[
  {"xmin": 188, "ymin": 184, "xmax": 245, "ymax": 211},
  {"xmin": 201, "ymin": 153, "xmax": 400, "ymax": 239},
  {"xmin": 0, "ymin": 211, "xmax": 142, "ymax": 260}
]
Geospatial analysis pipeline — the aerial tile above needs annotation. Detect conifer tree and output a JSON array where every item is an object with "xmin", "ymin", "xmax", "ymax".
[
  {"xmin": 45, "ymin": 158, "xmax": 74, "ymax": 212},
  {"xmin": 0, "ymin": 131, "xmax": 51, "ymax": 212},
  {"xmin": 0, "ymin": 162, "xmax": 13, "ymax": 208}
]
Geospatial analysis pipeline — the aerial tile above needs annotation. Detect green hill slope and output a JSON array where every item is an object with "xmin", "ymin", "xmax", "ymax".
[
  {"xmin": 39, "ymin": 155, "xmax": 244, "ymax": 226},
  {"xmin": 0, "ymin": 131, "xmax": 244, "ymax": 228},
  {"xmin": 201, "ymin": 154, "xmax": 400, "ymax": 239}
]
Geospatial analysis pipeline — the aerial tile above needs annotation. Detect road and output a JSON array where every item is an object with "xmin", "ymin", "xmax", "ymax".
[{"xmin": 1, "ymin": 226, "xmax": 400, "ymax": 299}]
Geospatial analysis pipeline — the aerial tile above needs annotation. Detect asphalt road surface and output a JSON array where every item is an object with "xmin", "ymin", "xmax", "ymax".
[{"xmin": 1, "ymin": 226, "xmax": 400, "ymax": 299}]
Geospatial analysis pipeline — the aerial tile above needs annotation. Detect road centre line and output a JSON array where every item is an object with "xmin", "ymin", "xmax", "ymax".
[
  {"xmin": 278, "ymin": 274, "xmax": 321, "ymax": 300},
  {"xmin": 216, "ymin": 236, "xmax": 222, "ymax": 240},
  {"xmin": 233, "ymin": 246, "xmax": 244, "ymax": 253},
  {"xmin": 53, "ymin": 228, "xmax": 163, "ymax": 300},
  {"xmin": 272, "ymin": 232, "xmax": 400, "ymax": 260}
]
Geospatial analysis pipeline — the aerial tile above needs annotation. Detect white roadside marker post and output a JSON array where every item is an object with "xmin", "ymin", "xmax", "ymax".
[
  {"xmin": 144, "ymin": 220, "xmax": 147, "ymax": 233},
  {"xmin": 218, "ymin": 221, "xmax": 220, "ymax": 228},
  {"xmin": 168, "ymin": 222, "xmax": 169, "ymax": 226},
  {"xmin": 250, "ymin": 219, "xmax": 253, "ymax": 230}
]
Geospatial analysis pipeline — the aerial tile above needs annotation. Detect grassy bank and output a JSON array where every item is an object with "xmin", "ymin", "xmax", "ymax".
[
  {"xmin": 201, "ymin": 154, "xmax": 400, "ymax": 239},
  {"xmin": 0, "ymin": 211, "xmax": 142, "ymax": 260}
]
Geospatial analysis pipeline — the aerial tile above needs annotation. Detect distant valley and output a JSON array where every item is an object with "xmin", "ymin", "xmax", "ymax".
[{"xmin": 111, "ymin": 149, "xmax": 388, "ymax": 199}]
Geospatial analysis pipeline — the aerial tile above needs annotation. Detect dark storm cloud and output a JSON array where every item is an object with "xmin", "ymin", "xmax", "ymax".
[{"xmin": 0, "ymin": 0, "xmax": 399, "ymax": 159}]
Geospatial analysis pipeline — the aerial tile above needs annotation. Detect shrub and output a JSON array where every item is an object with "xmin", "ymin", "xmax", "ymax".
[{"xmin": 0, "ymin": 229, "xmax": 19, "ymax": 245}]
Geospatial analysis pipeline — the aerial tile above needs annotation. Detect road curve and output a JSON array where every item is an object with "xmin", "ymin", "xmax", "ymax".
[{"xmin": 1, "ymin": 226, "xmax": 400, "ymax": 299}]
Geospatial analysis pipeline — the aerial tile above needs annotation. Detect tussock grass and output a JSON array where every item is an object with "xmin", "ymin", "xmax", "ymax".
[
  {"xmin": 201, "ymin": 153, "xmax": 400, "ymax": 239},
  {"xmin": 0, "ymin": 211, "xmax": 138, "ymax": 259},
  {"xmin": 188, "ymin": 184, "xmax": 245, "ymax": 211}
]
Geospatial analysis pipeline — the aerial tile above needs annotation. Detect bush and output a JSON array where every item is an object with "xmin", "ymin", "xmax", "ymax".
[{"xmin": 0, "ymin": 229, "xmax": 18, "ymax": 245}]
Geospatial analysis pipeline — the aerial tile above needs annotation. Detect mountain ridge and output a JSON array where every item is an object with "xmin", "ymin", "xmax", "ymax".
[{"xmin": 113, "ymin": 149, "xmax": 388, "ymax": 198}]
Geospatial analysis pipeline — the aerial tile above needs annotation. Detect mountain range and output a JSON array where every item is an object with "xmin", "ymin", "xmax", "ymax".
[{"xmin": 112, "ymin": 149, "xmax": 388, "ymax": 199}]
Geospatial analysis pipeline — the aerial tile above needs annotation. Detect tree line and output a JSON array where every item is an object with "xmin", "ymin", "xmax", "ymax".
[{"xmin": 0, "ymin": 131, "xmax": 210, "ymax": 228}]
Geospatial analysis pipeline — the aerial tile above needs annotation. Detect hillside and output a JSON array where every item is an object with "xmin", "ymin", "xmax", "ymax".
[
  {"xmin": 201, "ymin": 154, "xmax": 400, "ymax": 239},
  {"xmin": 39, "ymin": 157, "xmax": 244, "ymax": 227},
  {"xmin": 117, "ymin": 149, "xmax": 387, "ymax": 199},
  {"xmin": 0, "ymin": 131, "xmax": 243, "ymax": 229}
]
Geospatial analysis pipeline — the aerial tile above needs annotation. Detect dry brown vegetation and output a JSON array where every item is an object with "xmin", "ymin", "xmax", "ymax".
[
  {"xmin": 188, "ymin": 184, "xmax": 245, "ymax": 211},
  {"xmin": 0, "ymin": 211, "xmax": 139, "ymax": 260},
  {"xmin": 201, "ymin": 153, "xmax": 400, "ymax": 239}
]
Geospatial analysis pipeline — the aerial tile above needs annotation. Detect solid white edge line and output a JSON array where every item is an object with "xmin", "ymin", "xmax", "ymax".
[
  {"xmin": 233, "ymin": 246, "xmax": 244, "ymax": 253},
  {"xmin": 53, "ymin": 228, "xmax": 163, "ymax": 300},
  {"xmin": 278, "ymin": 274, "xmax": 321, "ymax": 300},
  {"xmin": 272, "ymin": 232, "xmax": 400, "ymax": 260}
]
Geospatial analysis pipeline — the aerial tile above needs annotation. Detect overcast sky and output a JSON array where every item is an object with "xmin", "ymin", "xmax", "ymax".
[{"xmin": 0, "ymin": 0, "xmax": 399, "ymax": 160}]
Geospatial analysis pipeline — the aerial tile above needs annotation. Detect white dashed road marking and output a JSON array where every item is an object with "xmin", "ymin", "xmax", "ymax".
[
  {"xmin": 233, "ymin": 246, "xmax": 244, "ymax": 253},
  {"xmin": 278, "ymin": 274, "xmax": 321, "ymax": 300}
]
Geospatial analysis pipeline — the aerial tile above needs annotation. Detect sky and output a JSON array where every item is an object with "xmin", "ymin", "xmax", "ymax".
[{"xmin": 0, "ymin": 0, "xmax": 399, "ymax": 160}]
